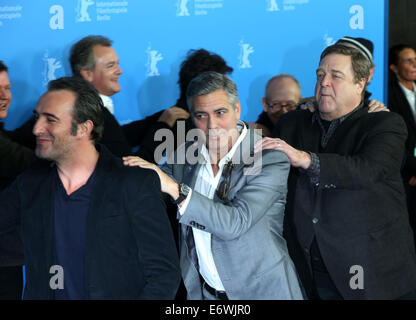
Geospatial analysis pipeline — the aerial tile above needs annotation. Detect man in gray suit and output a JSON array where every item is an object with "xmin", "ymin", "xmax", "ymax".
[{"xmin": 123, "ymin": 71, "xmax": 303, "ymax": 300}]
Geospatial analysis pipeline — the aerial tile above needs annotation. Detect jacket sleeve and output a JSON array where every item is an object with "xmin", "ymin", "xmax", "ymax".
[
  {"xmin": 0, "ymin": 178, "xmax": 24, "ymax": 267},
  {"xmin": 122, "ymin": 110, "xmax": 171, "ymax": 163},
  {"xmin": 179, "ymin": 150, "xmax": 290, "ymax": 241},
  {"xmin": 126, "ymin": 169, "xmax": 181, "ymax": 299},
  {"xmin": 134, "ymin": 121, "xmax": 171, "ymax": 164},
  {"xmin": 317, "ymin": 113, "xmax": 407, "ymax": 189},
  {"xmin": 121, "ymin": 110, "xmax": 164, "ymax": 146},
  {"xmin": 0, "ymin": 128, "xmax": 36, "ymax": 188},
  {"xmin": 5, "ymin": 116, "xmax": 37, "ymax": 150}
]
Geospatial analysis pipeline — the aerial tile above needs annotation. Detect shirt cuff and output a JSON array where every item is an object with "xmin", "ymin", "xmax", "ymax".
[
  {"xmin": 178, "ymin": 188, "xmax": 192, "ymax": 216},
  {"xmin": 300, "ymin": 152, "xmax": 320, "ymax": 185}
]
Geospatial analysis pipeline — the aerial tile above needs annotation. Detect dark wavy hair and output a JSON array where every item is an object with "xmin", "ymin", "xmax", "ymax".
[{"xmin": 176, "ymin": 49, "xmax": 233, "ymax": 111}]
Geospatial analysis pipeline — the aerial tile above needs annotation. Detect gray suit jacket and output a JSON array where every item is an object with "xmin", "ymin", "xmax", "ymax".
[{"xmin": 162, "ymin": 126, "xmax": 303, "ymax": 300}]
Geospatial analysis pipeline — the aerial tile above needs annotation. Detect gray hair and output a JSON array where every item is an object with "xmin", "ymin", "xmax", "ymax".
[{"xmin": 186, "ymin": 71, "xmax": 239, "ymax": 113}]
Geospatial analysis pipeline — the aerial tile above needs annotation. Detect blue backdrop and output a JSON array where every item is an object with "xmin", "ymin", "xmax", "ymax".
[{"xmin": 0, "ymin": 0, "xmax": 388, "ymax": 130}]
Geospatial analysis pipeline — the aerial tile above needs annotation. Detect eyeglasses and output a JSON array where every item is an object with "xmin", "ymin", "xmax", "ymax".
[
  {"xmin": 216, "ymin": 161, "xmax": 234, "ymax": 201},
  {"xmin": 266, "ymin": 101, "xmax": 298, "ymax": 111},
  {"xmin": 400, "ymin": 58, "xmax": 416, "ymax": 66}
]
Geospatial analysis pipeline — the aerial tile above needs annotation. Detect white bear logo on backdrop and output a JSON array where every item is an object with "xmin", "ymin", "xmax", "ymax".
[
  {"xmin": 42, "ymin": 51, "xmax": 62, "ymax": 86},
  {"xmin": 176, "ymin": 0, "xmax": 190, "ymax": 16},
  {"xmin": 76, "ymin": 0, "xmax": 95, "ymax": 22},
  {"xmin": 146, "ymin": 45, "xmax": 163, "ymax": 77},
  {"xmin": 238, "ymin": 40, "xmax": 254, "ymax": 69},
  {"xmin": 266, "ymin": 0, "xmax": 279, "ymax": 12}
]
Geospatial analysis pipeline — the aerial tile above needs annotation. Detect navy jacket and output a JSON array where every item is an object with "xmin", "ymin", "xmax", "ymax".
[{"xmin": 0, "ymin": 145, "xmax": 181, "ymax": 299}]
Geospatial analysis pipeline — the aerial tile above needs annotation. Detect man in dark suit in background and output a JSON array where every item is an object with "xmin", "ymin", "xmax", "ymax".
[
  {"xmin": 0, "ymin": 77, "xmax": 180, "ymax": 299},
  {"xmin": 0, "ymin": 60, "xmax": 36, "ymax": 299},
  {"xmin": 7, "ymin": 35, "xmax": 189, "ymax": 160},
  {"xmin": 250, "ymin": 74, "xmax": 301, "ymax": 137},
  {"xmin": 8, "ymin": 36, "xmax": 133, "ymax": 158},
  {"xmin": 258, "ymin": 44, "xmax": 416, "ymax": 299},
  {"xmin": 71, "ymin": 35, "xmax": 191, "ymax": 160},
  {"xmin": 388, "ymin": 44, "xmax": 416, "ymax": 246}
]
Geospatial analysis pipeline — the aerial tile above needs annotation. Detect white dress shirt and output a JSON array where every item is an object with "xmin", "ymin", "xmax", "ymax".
[
  {"xmin": 99, "ymin": 94, "xmax": 114, "ymax": 114},
  {"xmin": 179, "ymin": 121, "xmax": 247, "ymax": 291},
  {"xmin": 398, "ymin": 81, "xmax": 416, "ymax": 123}
]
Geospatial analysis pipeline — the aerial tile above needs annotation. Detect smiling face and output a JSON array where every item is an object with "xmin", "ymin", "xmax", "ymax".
[
  {"xmin": 192, "ymin": 89, "xmax": 241, "ymax": 156},
  {"xmin": 0, "ymin": 71, "xmax": 11, "ymax": 119},
  {"xmin": 81, "ymin": 45, "xmax": 122, "ymax": 96},
  {"xmin": 33, "ymin": 90, "xmax": 80, "ymax": 162},
  {"xmin": 315, "ymin": 53, "xmax": 365, "ymax": 121}
]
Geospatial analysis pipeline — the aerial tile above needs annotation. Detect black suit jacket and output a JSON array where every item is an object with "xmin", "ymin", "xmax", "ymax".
[
  {"xmin": 122, "ymin": 111, "xmax": 195, "ymax": 164},
  {"xmin": 388, "ymin": 80, "xmax": 416, "ymax": 180},
  {"xmin": 0, "ymin": 122, "xmax": 36, "ymax": 192},
  {"xmin": 0, "ymin": 145, "xmax": 181, "ymax": 299},
  {"xmin": 122, "ymin": 110, "xmax": 170, "ymax": 163},
  {"xmin": 273, "ymin": 106, "xmax": 416, "ymax": 299}
]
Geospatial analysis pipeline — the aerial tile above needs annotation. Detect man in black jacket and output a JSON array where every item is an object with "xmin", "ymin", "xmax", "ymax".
[
  {"xmin": 0, "ymin": 60, "xmax": 36, "ymax": 299},
  {"xmin": 258, "ymin": 44, "xmax": 416, "ymax": 299},
  {"xmin": 0, "ymin": 77, "xmax": 180, "ymax": 299},
  {"xmin": 388, "ymin": 44, "xmax": 416, "ymax": 245}
]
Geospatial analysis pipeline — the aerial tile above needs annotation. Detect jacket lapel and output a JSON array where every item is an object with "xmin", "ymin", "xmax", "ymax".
[
  {"xmin": 84, "ymin": 145, "xmax": 116, "ymax": 295},
  {"xmin": 394, "ymin": 81, "xmax": 416, "ymax": 132},
  {"xmin": 299, "ymin": 113, "xmax": 321, "ymax": 152},
  {"xmin": 38, "ymin": 164, "xmax": 58, "ymax": 299}
]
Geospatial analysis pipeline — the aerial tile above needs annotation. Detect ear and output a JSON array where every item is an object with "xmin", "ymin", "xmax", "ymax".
[
  {"xmin": 389, "ymin": 64, "xmax": 398, "ymax": 75},
  {"xmin": 79, "ymin": 69, "xmax": 94, "ymax": 83},
  {"xmin": 356, "ymin": 78, "xmax": 367, "ymax": 94},
  {"xmin": 368, "ymin": 67, "xmax": 375, "ymax": 82},
  {"xmin": 261, "ymin": 97, "xmax": 268, "ymax": 112},
  {"xmin": 234, "ymin": 100, "xmax": 241, "ymax": 120},
  {"xmin": 78, "ymin": 120, "xmax": 94, "ymax": 139}
]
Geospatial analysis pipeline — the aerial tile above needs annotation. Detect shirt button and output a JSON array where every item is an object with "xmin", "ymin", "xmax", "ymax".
[{"xmin": 312, "ymin": 218, "xmax": 319, "ymax": 224}]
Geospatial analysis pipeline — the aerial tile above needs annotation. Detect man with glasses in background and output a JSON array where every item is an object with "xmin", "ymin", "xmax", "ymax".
[
  {"xmin": 123, "ymin": 71, "xmax": 303, "ymax": 300},
  {"xmin": 251, "ymin": 74, "xmax": 301, "ymax": 137}
]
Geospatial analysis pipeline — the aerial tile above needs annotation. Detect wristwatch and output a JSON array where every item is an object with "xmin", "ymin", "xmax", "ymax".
[{"xmin": 173, "ymin": 183, "xmax": 191, "ymax": 205}]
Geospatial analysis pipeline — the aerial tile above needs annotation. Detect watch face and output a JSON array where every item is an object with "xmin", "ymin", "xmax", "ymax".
[{"xmin": 180, "ymin": 183, "xmax": 190, "ymax": 196}]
